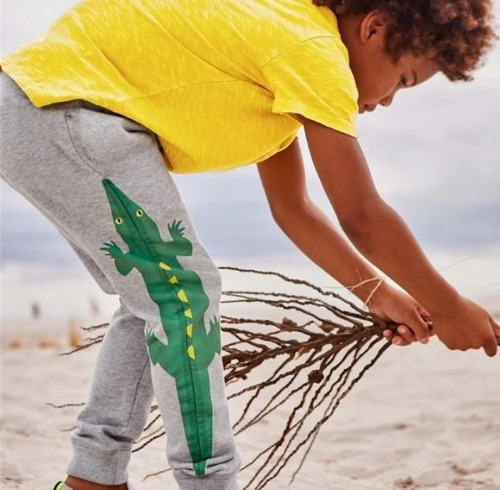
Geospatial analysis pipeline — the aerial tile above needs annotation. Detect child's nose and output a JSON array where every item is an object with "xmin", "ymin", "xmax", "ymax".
[{"xmin": 379, "ymin": 93, "xmax": 394, "ymax": 107}]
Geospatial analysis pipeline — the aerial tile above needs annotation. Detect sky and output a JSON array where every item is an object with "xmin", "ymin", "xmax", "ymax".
[{"xmin": 1, "ymin": 0, "xmax": 499, "ymax": 320}]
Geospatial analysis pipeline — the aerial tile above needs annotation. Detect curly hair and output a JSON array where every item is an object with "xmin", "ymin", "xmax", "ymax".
[{"xmin": 313, "ymin": 0, "xmax": 497, "ymax": 81}]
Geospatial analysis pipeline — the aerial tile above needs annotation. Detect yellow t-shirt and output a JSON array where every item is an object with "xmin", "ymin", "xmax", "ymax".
[{"xmin": 1, "ymin": 0, "xmax": 358, "ymax": 173}]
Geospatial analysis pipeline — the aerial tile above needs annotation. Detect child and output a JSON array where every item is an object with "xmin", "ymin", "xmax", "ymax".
[{"xmin": 1, "ymin": 0, "xmax": 499, "ymax": 489}]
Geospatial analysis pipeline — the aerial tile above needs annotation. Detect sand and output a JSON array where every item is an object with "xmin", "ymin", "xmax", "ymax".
[{"xmin": 1, "ymin": 318, "xmax": 500, "ymax": 490}]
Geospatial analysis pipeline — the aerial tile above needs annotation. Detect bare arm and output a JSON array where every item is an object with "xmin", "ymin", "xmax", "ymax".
[
  {"xmin": 302, "ymin": 120, "xmax": 458, "ymax": 313},
  {"xmin": 258, "ymin": 137, "xmax": 430, "ymax": 342},
  {"xmin": 258, "ymin": 138, "xmax": 385, "ymax": 300},
  {"xmin": 258, "ymin": 121, "xmax": 499, "ymax": 355}
]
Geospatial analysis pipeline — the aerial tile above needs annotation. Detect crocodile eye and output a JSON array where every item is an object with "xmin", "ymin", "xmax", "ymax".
[
  {"xmin": 136, "ymin": 209, "xmax": 144, "ymax": 217},
  {"xmin": 115, "ymin": 217, "xmax": 123, "ymax": 225}
]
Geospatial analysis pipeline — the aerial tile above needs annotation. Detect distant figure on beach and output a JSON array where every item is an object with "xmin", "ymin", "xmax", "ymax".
[
  {"xmin": 1, "ymin": 1, "xmax": 499, "ymax": 489},
  {"xmin": 31, "ymin": 301, "xmax": 40, "ymax": 321},
  {"xmin": 88, "ymin": 297, "xmax": 99, "ymax": 317}
]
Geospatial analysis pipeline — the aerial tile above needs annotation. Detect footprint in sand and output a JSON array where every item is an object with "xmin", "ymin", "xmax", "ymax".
[{"xmin": 394, "ymin": 462, "xmax": 498, "ymax": 490}]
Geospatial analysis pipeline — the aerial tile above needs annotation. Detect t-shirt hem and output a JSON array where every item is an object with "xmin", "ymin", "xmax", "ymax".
[
  {"xmin": 273, "ymin": 100, "xmax": 357, "ymax": 138},
  {"xmin": 0, "ymin": 63, "xmax": 44, "ymax": 106}
]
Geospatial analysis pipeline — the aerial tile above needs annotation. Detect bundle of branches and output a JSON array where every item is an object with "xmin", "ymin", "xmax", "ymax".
[
  {"xmin": 218, "ymin": 266, "xmax": 392, "ymax": 489},
  {"xmin": 68, "ymin": 266, "xmax": 396, "ymax": 489}
]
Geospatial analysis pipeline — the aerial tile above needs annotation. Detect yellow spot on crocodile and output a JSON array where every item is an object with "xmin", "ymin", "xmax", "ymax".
[
  {"xmin": 169, "ymin": 275, "xmax": 179, "ymax": 284},
  {"xmin": 177, "ymin": 289, "xmax": 188, "ymax": 303},
  {"xmin": 187, "ymin": 345, "xmax": 195, "ymax": 359},
  {"xmin": 184, "ymin": 308, "xmax": 193, "ymax": 319},
  {"xmin": 186, "ymin": 324, "xmax": 193, "ymax": 338},
  {"xmin": 159, "ymin": 262, "xmax": 171, "ymax": 270}
]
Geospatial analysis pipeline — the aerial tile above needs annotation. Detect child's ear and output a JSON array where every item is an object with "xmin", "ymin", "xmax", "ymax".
[{"xmin": 359, "ymin": 11, "xmax": 387, "ymax": 45}]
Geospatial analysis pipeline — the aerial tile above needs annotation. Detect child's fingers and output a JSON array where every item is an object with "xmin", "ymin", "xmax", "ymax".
[
  {"xmin": 396, "ymin": 325, "xmax": 417, "ymax": 344},
  {"xmin": 383, "ymin": 328, "xmax": 412, "ymax": 346},
  {"xmin": 407, "ymin": 310, "xmax": 432, "ymax": 343},
  {"xmin": 490, "ymin": 315, "xmax": 500, "ymax": 338},
  {"xmin": 417, "ymin": 305, "xmax": 431, "ymax": 321},
  {"xmin": 392, "ymin": 335, "xmax": 411, "ymax": 346},
  {"xmin": 483, "ymin": 334, "xmax": 498, "ymax": 357}
]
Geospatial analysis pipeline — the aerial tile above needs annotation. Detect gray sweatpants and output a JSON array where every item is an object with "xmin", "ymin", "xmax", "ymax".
[{"xmin": 0, "ymin": 72, "xmax": 240, "ymax": 489}]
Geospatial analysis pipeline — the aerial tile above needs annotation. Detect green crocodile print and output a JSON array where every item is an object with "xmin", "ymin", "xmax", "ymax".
[{"xmin": 100, "ymin": 179, "xmax": 221, "ymax": 475}]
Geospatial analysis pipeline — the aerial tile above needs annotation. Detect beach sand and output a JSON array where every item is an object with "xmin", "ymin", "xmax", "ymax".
[{"xmin": 1, "ymin": 318, "xmax": 499, "ymax": 490}]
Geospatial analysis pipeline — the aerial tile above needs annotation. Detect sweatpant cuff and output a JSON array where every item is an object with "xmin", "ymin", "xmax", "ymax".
[
  {"xmin": 175, "ymin": 476, "xmax": 241, "ymax": 490},
  {"xmin": 67, "ymin": 441, "xmax": 131, "ymax": 485}
]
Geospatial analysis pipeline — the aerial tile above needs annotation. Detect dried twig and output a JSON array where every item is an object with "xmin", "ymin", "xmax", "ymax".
[{"xmin": 62, "ymin": 267, "xmax": 397, "ymax": 488}]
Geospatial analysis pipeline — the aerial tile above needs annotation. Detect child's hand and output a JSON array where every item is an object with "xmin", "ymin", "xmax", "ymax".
[
  {"xmin": 368, "ymin": 283, "xmax": 432, "ymax": 346},
  {"xmin": 382, "ymin": 322, "xmax": 434, "ymax": 346},
  {"xmin": 430, "ymin": 297, "xmax": 500, "ymax": 357}
]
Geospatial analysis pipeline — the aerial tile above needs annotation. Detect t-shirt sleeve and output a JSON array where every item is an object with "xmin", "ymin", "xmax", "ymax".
[{"xmin": 261, "ymin": 36, "xmax": 358, "ymax": 137}]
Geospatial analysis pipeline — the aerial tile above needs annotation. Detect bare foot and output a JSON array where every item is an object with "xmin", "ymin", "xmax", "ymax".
[{"xmin": 65, "ymin": 476, "xmax": 128, "ymax": 490}]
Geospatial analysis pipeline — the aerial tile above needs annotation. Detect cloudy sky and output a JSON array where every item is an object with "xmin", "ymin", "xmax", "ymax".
[{"xmin": 1, "ymin": 0, "xmax": 499, "ymax": 319}]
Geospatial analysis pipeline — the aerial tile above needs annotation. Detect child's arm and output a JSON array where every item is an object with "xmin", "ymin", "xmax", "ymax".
[
  {"xmin": 258, "ymin": 122, "xmax": 500, "ymax": 356},
  {"xmin": 258, "ymin": 138, "xmax": 431, "ymax": 345}
]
